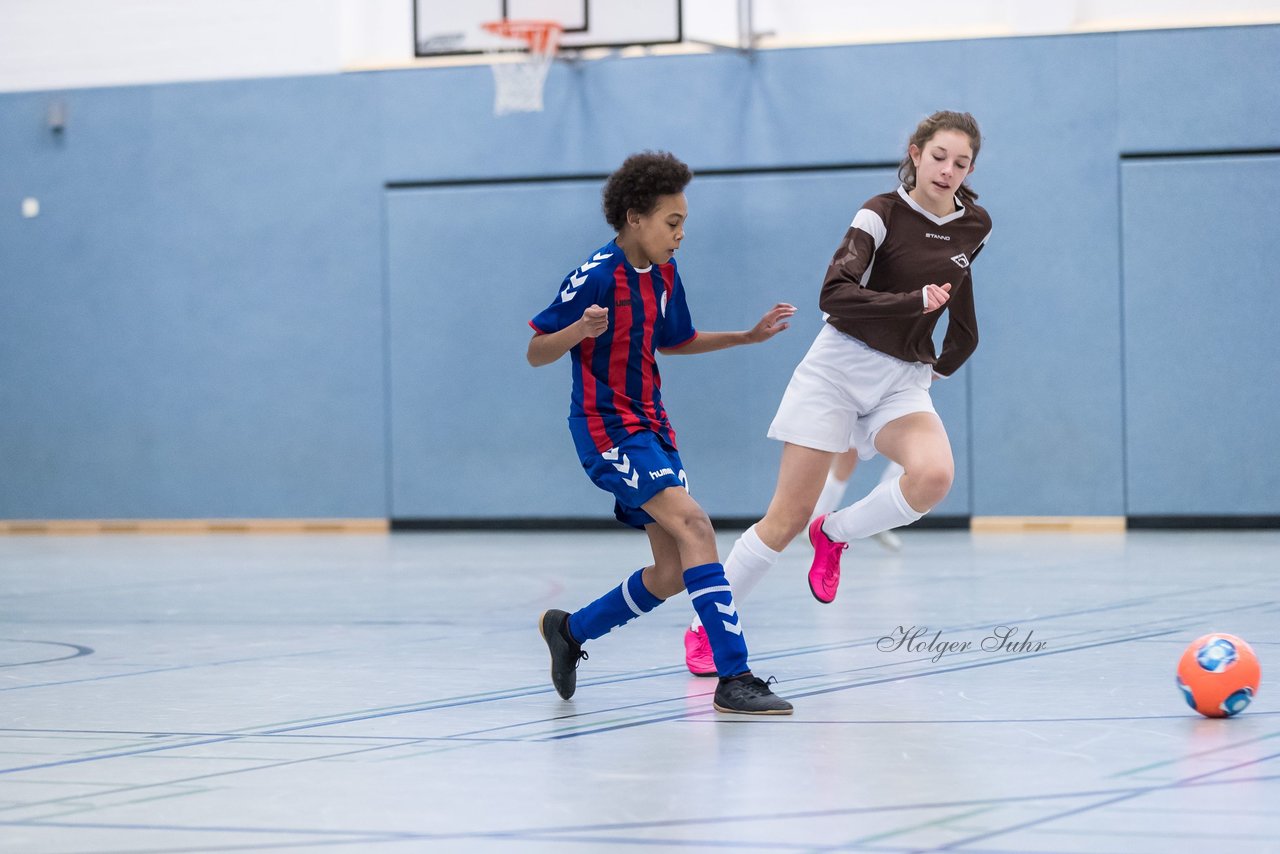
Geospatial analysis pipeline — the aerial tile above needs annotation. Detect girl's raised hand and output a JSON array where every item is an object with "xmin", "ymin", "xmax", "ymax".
[{"xmin": 924, "ymin": 283, "xmax": 952, "ymax": 313}]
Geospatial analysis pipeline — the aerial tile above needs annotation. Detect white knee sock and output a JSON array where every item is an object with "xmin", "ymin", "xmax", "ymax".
[
  {"xmin": 822, "ymin": 475, "xmax": 924, "ymax": 543},
  {"xmin": 810, "ymin": 471, "xmax": 850, "ymax": 522},
  {"xmin": 690, "ymin": 524, "xmax": 780, "ymax": 630}
]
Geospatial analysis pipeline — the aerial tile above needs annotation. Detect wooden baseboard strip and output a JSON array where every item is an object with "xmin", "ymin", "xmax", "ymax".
[
  {"xmin": 970, "ymin": 516, "xmax": 1126, "ymax": 534},
  {"xmin": 0, "ymin": 519, "xmax": 389, "ymax": 535}
]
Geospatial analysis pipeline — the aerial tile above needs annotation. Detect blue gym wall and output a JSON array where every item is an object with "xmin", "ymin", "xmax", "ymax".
[{"xmin": 1, "ymin": 25, "xmax": 1277, "ymax": 522}]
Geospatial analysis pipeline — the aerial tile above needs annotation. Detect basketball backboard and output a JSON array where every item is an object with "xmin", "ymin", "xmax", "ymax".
[{"xmin": 414, "ymin": 0, "xmax": 682, "ymax": 56}]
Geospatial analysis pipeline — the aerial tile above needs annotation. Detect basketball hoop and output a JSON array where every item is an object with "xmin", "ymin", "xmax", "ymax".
[{"xmin": 481, "ymin": 20, "xmax": 563, "ymax": 115}]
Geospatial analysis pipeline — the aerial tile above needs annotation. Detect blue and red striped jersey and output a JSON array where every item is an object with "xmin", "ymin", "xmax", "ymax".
[{"xmin": 530, "ymin": 239, "xmax": 697, "ymax": 455}]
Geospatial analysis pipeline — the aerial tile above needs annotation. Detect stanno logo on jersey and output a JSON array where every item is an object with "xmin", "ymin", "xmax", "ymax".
[
  {"xmin": 660, "ymin": 290, "xmax": 668, "ymax": 317},
  {"xmin": 559, "ymin": 251, "xmax": 613, "ymax": 302},
  {"xmin": 951, "ymin": 253, "xmax": 970, "ymax": 268},
  {"xmin": 926, "ymin": 232, "xmax": 951, "ymax": 241}
]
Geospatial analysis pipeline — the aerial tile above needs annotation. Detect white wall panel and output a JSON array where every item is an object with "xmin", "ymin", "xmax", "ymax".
[
  {"xmin": 0, "ymin": 0, "xmax": 341, "ymax": 93},
  {"xmin": 5, "ymin": 0, "xmax": 1280, "ymax": 93}
]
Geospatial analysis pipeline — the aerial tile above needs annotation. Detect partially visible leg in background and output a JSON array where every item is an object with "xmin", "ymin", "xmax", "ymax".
[{"xmin": 810, "ymin": 448, "xmax": 859, "ymax": 520}]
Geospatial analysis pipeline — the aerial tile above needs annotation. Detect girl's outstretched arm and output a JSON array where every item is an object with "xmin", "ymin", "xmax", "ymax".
[{"xmin": 659, "ymin": 303, "xmax": 796, "ymax": 355}]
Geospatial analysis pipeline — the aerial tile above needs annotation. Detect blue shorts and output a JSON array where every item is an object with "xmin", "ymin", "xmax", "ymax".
[{"xmin": 579, "ymin": 431, "xmax": 688, "ymax": 530}]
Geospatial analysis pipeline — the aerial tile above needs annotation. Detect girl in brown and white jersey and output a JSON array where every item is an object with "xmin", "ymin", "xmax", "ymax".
[{"xmin": 682, "ymin": 111, "xmax": 993, "ymax": 676}]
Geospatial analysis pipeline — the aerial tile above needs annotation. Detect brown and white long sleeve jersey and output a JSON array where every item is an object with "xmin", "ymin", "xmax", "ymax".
[{"xmin": 820, "ymin": 186, "xmax": 992, "ymax": 377}]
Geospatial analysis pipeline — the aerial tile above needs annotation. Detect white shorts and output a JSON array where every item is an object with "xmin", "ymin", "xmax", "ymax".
[{"xmin": 767, "ymin": 323, "xmax": 936, "ymax": 460}]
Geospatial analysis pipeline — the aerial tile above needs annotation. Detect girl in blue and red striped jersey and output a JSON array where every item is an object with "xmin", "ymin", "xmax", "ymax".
[{"xmin": 528, "ymin": 150, "xmax": 795, "ymax": 715}]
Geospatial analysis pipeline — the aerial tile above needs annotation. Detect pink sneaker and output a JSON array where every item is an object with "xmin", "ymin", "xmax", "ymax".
[
  {"xmin": 808, "ymin": 514, "xmax": 848, "ymax": 604},
  {"xmin": 683, "ymin": 626, "xmax": 717, "ymax": 677}
]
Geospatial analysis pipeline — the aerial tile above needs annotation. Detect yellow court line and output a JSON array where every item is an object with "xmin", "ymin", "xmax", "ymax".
[
  {"xmin": 971, "ymin": 516, "xmax": 1126, "ymax": 534},
  {"xmin": 0, "ymin": 519, "xmax": 389, "ymax": 535},
  {"xmin": 2, "ymin": 517, "xmax": 1131, "ymax": 535}
]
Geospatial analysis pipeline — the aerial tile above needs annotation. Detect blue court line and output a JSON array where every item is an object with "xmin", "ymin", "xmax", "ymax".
[
  {"xmin": 789, "ymin": 626, "xmax": 1181, "ymax": 699},
  {"xmin": 742, "ymin": 588, "xmax": 1270, "ymax": 670},
  {"xmin": 762, "ymin": 594, "xmax": 1273, "ymax": 685},
  {"xmin": 0, "ymin": 738, "xmax": 439, "ymax": 816},
  {"xmin": 0, "ymin": 622, "xmax": 1186, "ymax": 749},
  {"xmin": 542, "ymin": 626, "xmax": 1186, "ymax": 739},
  {"xmin": 0, "ymin": 727, "xmax": 550, "ymax": 747},
  {"xmin": 707, "ymin": 711, "xmax": 1280, "ymax": 725},
  {"xmin": 487, "ymin": 833, "xmax": 1058, "ymax": 853},
  {"xmin": 0, "ymin": 735, "xmax": 246, "ymax": 776},
  {"xmin": 68, "ymin": 837, "xmax": 412, "ymax": 854},
  {"xmin": 249, "ymin": 680, "xmax": 612, "ymax": 735},
  {"xmin": 0, "ymin": 727, "xmax": 529, "ymax": 745},
  {"xmin": 443, "ymin": 686, "xmax": 719, "ymax": 739},
  {"xmin": 552, "ymin": 618, "xmax": 1236, "ymax": 738},
  {"xmin": 0, "ymin": 724, "xmax": 437, "ymax": 779},
  {"xmin": 1109, "ymin": 728, "xmax": 1280, "ymax": 778},
  {"xmin": 2, "ymin": 575, "xmax": 1249, "ymax": 745},
  {"xmin": 535, "ymin": 843, "xmax": 1097, "ymax": 854},
  {"xmin": 0, "ymin": 817, "xmax": 414, "ymax": 840},
  {"xmin": 452, "ymin": 834, "xmax": 842, "ymax": 851},
  {"xmin": 455, "ymin": 619, "xmax": 1175, "ymax": 741},
  {"xmin": 474, "ymin": 773, "xmax": 1280, "ymax": 852},
  {"xmin": 0, "ymin": 728, "xmax": 420, "ymax": 740},
  {"xmin": 0, "ymin": 676, "xmax": 641, "ymax": 774},
  {"xmin": 931, "ymin": 750, "xmax": 1280, "ymax": 851},
  {"xmin": 0, "ymin": 646, "xmax": 348, "ymax": 693},
  {"xmin": 747, "ymin": 599, "xmax": 1269, "ymax": 691},
  {"xmin": 4, "ymin": 775, "xmax": 1275, "ymax": 853},
  {"xmin": 3, "ymin": 544, "xmax": 1272, "ymax": 842},
  {"xmin": 411, "ymin": 594, "xmax": 1276, "ymax": 740},
  {"xmin": 483, "ymin": 773, "xmax": 1280, "ymax": 837},
  {"xmin": 0, "ymin": 592, "xmax": 1261, "ymax": 781},
  {"xmin": 239, "ymin": 596, "xmax": 1270, "ymax": 743},
  {"xmin": 0, "ymin": 638, "xmax": 93, "ymax": 668},
  {"xmin": 0, "ymin": 619, "xmax": 1245, "ymax": 782}
]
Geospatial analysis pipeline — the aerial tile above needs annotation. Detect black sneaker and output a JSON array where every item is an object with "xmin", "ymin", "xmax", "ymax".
[
  {"xmin": 713, "ymin": 673, "xmax": 793, "ymax": 715},
  {"xmin": 538, "ymin": 609, "xmax": 587, "ymax": 700}
]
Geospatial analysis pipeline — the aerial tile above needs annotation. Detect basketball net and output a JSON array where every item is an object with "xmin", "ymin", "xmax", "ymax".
[{"xmin": 481, "ymin": 20, "xmax": 563, "ymax": 115}]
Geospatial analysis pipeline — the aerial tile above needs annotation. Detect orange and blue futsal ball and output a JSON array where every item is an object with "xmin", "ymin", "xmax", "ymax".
[{"xmin": 1176, "ymin": 633, "xmax": 1261, "ymax": 718}]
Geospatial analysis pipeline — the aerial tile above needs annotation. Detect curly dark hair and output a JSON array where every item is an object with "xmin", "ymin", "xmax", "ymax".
[{"xmin": 601, "ymin": 151, "xmax": 693, "ymax": 231}]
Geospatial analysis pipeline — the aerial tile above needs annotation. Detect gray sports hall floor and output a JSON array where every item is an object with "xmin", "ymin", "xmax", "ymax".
[{"xmin": 2, "ymin": 529, "xmax": 1277, "ymax": 853}]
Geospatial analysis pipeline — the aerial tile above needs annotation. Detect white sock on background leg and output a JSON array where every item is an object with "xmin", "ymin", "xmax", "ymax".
[
  {"xmin": 810, "ymin": 471, "xmax": 850, "ymax": 522},
  {"xmin": 879, "ymin": 460, "xmax": 904, "ymax": 484}
]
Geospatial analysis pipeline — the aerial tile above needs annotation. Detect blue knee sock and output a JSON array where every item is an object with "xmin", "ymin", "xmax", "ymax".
[
  {"xmin": 567, "ymin": 568, "xmax": 664, "ymax": 643},
  {"xmin": 684, "ymin": 562, "xmax": 749, "ymax": 677}
]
